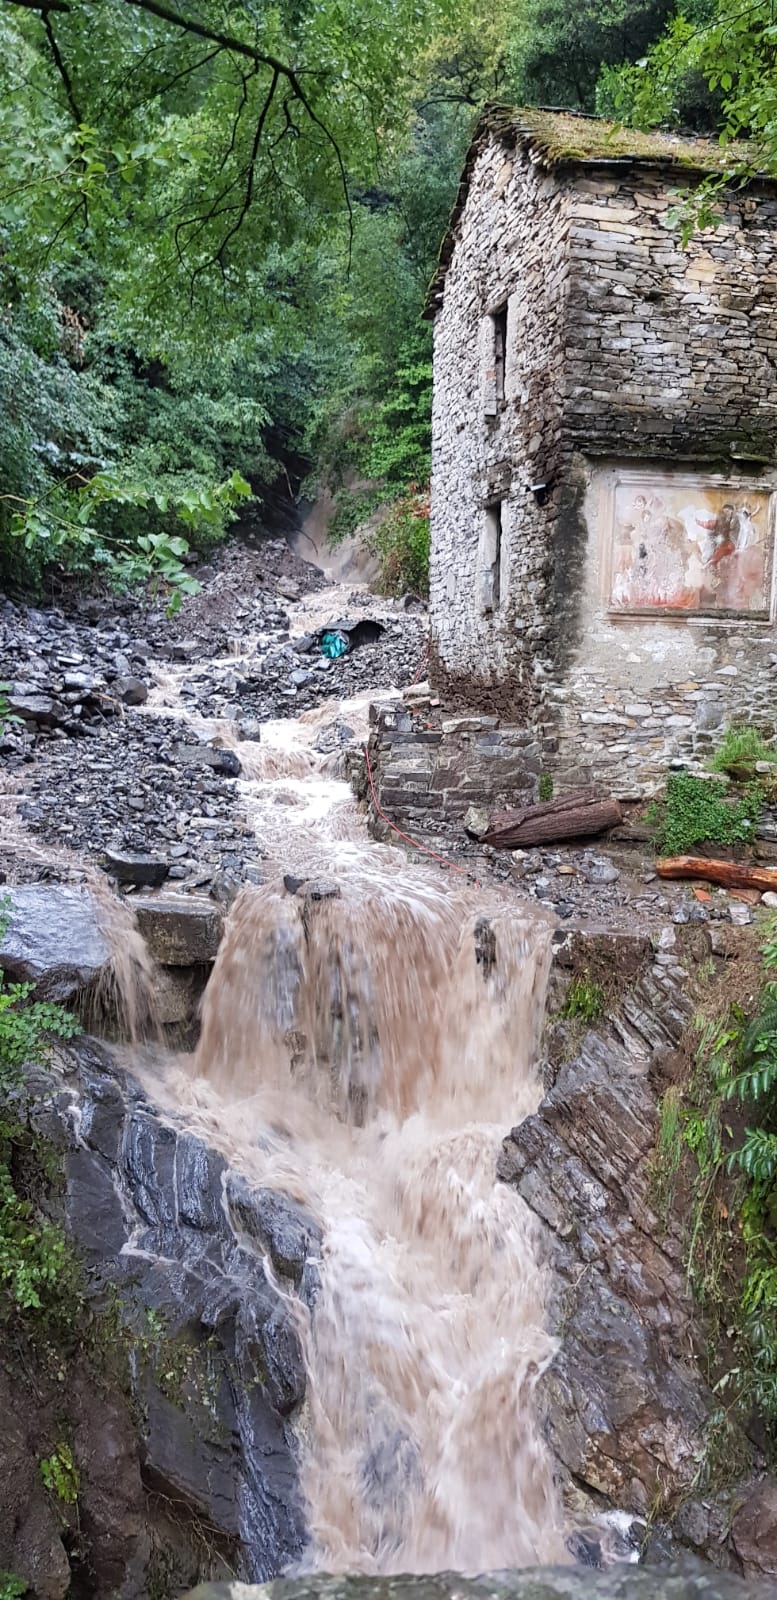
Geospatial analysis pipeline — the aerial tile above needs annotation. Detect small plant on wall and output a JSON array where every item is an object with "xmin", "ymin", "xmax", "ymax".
[{"xmin": 647, "ymin": 772, "xmax": 762, "ymax": 856}]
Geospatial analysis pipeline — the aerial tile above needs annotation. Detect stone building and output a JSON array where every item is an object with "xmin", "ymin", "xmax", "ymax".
[{"xmin": 426, "ymin": 109, "xmax": 777, "ymax": 794}]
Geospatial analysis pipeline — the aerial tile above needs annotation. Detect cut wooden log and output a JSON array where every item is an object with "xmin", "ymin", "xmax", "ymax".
[
  {"xmin": 656, "ymin": 856, "xmax": 777, "ymax": 893},
  {"xmin": 482, "ymin": 793, "xmax": 622, "ymax": 849}
]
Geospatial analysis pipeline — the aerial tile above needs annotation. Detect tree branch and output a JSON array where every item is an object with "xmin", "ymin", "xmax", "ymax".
[
  {"xmin": 3, "ymin": 0, "xmax": 72, "ymax": 13},
  {"xmin": 42, "ymin": 10, "xmax": 82, "ymax": 123},
  {"xmin": 119, "ymin": 0, "xmax": 354, "ymax": 255},
  {"xmin": 119, "ymin": 0, "xmax": 291, "ymax": 74}
]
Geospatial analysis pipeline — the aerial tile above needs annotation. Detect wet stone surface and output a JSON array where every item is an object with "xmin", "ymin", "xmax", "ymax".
[
  {"xmin": 33, "ymin": 1035, "xmax": 319, "ymax": 1582},
  {"xmin": 181, "ymin": 1564, "xmax": 777, "ymax": 1599}
]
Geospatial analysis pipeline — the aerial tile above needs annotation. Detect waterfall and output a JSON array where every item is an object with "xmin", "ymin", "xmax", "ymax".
[{"xmin": 152, "ymin": 861, "xmax": 566, "ymax": 1574}]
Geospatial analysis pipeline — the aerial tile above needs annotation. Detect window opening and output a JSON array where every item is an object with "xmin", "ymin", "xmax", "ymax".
[
  {"xmin": 492, "ymin": 303, "xmax": 508, "ymax": 406},
  {"xmin": 482, "ymin": 501, "xmax": 503, "ymax": 614}
]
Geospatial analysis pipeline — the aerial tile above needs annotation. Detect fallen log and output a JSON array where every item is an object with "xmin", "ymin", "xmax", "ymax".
[
  {"xmin": 482, "ymin": 794, "xmax": 622, "ymax": 849},
  {"xmin": 656, "ymin": 856, "xmax": 777, "ymax": 893}
]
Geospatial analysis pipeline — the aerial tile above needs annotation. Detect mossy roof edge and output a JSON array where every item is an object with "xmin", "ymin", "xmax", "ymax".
[{"xmin": 424, "ymin": 106, "xmax": 768, "ymax": 318}]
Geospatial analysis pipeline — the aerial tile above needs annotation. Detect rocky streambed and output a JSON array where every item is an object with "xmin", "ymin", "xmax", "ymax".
[{"xmin": 2, "ymin": 538, "xmax": 777, "ymax": 1598}]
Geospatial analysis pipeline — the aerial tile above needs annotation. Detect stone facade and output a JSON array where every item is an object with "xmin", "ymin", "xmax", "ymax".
[
  {"xmin": 361, "ymin": 702, "xmax": 540, "ymax": 835},
  {"xmin": 428, "ymin": 111, "xmax": 777, "ymax": 794}
]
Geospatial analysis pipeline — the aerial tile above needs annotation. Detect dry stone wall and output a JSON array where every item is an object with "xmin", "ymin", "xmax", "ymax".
[
  {"xmin": 429, "ymin": 128, "xmax": 777, "ymax": 792},
  {"xmin": 362, "ymin": 702, "xmax": 540, "ymax": 835}
]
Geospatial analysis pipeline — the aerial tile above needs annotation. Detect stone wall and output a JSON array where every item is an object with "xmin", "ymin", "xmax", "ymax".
[
  {"xmin": 429, "ymin": 125, "xmax": 777, "ymax": 792},
  {"xmin": 362, "ymin": 702, "xmax": 540, "ymax": 835}
]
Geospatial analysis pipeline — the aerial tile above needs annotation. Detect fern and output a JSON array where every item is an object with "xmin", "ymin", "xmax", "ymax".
[{"xmin": 733, "ymin": 1127, "xmax": 777, "ymax": 1185}]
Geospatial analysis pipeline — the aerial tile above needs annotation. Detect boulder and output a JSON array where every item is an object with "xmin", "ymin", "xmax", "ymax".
[
  {"xmin": 114, "ymin": 675, "xmax": 149, "ymax": 706},
  {"xmin": 7, "ymin": 691, "xmax": 66, "ymax": 728},
  {"xmin": 175, "ymin": 743, "xmax": 242, "ymax": 777},
  {"xmin": 133, "ymin": 895, "xmax": 224, "ymax": 964},
  {"xmin": 731, "ymin": 1477, "xmax": 777, "ymax": 1578},
  {"xmin": 103, "ymin": 848, "xmax": 170, "ymax": 887},
  {"xmin": 0, "ymin": 884, "xmax": 111, "ymax": 1001},
  {"xmin": 463, "ymin": 804, "xmax": 491, "ymax": 840}
]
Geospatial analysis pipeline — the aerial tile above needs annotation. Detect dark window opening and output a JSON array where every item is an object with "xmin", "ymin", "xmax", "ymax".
[
  {"xmin": 492, "ymin": 303, "xmax": 508, "ymax": 406},
  {"xmin": 482, "ymin": 500, "xmax": 503, "ymax": 614}
]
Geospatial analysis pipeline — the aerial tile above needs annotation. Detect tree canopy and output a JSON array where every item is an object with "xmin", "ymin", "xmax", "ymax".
[{"xmin": 3, "ymin": 0, "xmax": 777, "ymax": 601}]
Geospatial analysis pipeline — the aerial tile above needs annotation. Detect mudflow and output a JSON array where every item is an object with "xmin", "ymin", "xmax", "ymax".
[
  {"xmin": 131, "ymin": 589, "xmax": 567, "ymax": 1575},
  {"xmin": 145, "ymin": 853, "xmax": 564, "ymax": 1573}
]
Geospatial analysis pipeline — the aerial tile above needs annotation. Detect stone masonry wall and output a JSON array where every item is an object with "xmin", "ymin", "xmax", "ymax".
[
  {"xmin": 430, "ymin": 127, "xmax": 777, "ymax": 791},
  {"xmin": 429, "ymin": 141, "xmax": 570, "ymax": 717},
  {"xmin": 362, "ymin": 702, "xmax": 540, "ymax": 835}
]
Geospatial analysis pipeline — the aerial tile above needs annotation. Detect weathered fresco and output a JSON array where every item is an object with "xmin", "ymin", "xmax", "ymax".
[{"xmin": 606, "ymin": 473, "xmax": 774, "ymax": 618}]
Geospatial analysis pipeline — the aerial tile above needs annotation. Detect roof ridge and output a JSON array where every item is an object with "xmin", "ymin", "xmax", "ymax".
[{"xmin": 424, "ymin": 107, "xmax": 767, "ymax": 318}]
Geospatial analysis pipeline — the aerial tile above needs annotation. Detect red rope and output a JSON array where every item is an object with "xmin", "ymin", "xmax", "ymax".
[{"xmin": 363, "ymin": 740, "xmax": 479, "ymax": 885}]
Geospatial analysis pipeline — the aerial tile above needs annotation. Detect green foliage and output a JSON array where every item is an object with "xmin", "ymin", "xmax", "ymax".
[
  {"xmin": 40, "ymin": 1442, "xmax": 79, "ymax": 1505},
  {"xmin": 509, "ymin": 0, "xmax": 674, "ymax": 112},
  {"xmin": 370, "ymin": 495, "xmax": 431, "ymax": 597},
  {"xmin": 0, "ymin": 923, "xmax": 83, "ymax": 1325},
  {"xmin": 0, "ymin": 286, "xmax": 257, "ymax": 598},
  {"xmin": 655, "ymin": 927, "xmax": 777, "ymax": 1443},
  {"xmin": 710, "ymin": 724, "xmax": 777, "ymax": 777},
  {"xmin": 0, "ymin": 1161, "xmax": 73, "ymax": 1316},
  {"xmin": 364, "ymin": 343, "xmax": 433, "ymax": 489},
  {"xmin": 597, "ymin": 1, "xmax": 721, "ymax": 132},
  {"xmin": 0, "ymin": 1575, "xmax": 26, "ymax": 1600},
  {"xmin": 0, "ymin": 976, "xmax": 81, "ymax": 1089},
  {"xmin": 650, "ymin": 772, "xmax": 761, "ymax": 855},
  {"xmin": 539, "ymin": 773, "xmax": 554, "ymax": 802},
  {"xmin": 598, "ymin": 0, "xmax": 777, "ymax": 197},
  {"xmin": 562, "ymin": 975, "xmax": 606, "ymax": 1023}
]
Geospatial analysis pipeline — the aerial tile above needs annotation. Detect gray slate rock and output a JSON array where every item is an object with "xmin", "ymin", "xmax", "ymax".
[
  {"xmin": 180, "ymin": 1563, "xmax": 777, "ymax": 1600},
  {"xmin": 103, "ymin": 848, "xmax": 170, "ymax": 887},
  {"xmin": 176, "ymin": 742, "xmax": 242, "ymax": 777},
  {"xmin": 0, "ymin": 885, "xmax": 111, "ymax": 1001},
  {"xmin": 227, "ymin": 1177, "xmax": 321, "ymax": 1287},
  {"xmin": 114, "ymin": 675, "xmax": 149, "ymax": 706},
  {"xmin": 7, "ymin": 691, "xmax": 66, "ymax": 727},
  {"xmin": 133, "ymin": 894, "xmax": 224, "ymax": 964}
]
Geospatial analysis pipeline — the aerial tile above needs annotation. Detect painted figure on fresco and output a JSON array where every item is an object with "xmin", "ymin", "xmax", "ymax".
[{"xmin": 610, "ymin": 482, "xmax": 772, "ymax": 614}]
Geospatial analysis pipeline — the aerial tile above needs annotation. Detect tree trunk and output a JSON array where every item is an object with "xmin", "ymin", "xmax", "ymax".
[
  {"xmin": 656, "ymin": 856, "xmax": 777, "ymax": 892},
  {"xmin": 482, "ymin": 794, "xmax": 622, "ymax": 849}
]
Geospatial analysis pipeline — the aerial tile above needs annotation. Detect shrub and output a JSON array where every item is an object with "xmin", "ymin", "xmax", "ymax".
[
  {"xmin": 650, "ymin": 772, "xmax": 761, "ymax": 856},
  {"xmin": 370, "ymin": 493, "xmax": 430, "ymax": 596},
  {"xmin": 40, "ymin": 1442, "xmax": 79, "ymax": 1505},
  {"xmin": 711, "ymin": 724, "xmax": 777, "ymax": 778},
  {"xmin": 0, "ymin": 913, "xmax": 83, "ymax": 1326},
  {"xmin": 0, "ymin": 1575, "xmax": 26, "ymax": 1600},
  {"xmin": 561, "ymin": 975, "xmax": 606, "ymax": 1023}
]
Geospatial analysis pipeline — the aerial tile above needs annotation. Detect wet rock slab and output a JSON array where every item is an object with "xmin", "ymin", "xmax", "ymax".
[
  {"xmin": 23, "ymin": 1036, "xmax": 319, "ymax": 1584},
  {"xmin": 181, "ymin": 1563, "xmax": 777, "ymax": 1599},
  {"xmin": 132, "ymin": 894, "xmax": 225, "ymax": 964},
  {"xmin": 0, "ymin": 884, "xmax": 112, "ymax": 1001}
]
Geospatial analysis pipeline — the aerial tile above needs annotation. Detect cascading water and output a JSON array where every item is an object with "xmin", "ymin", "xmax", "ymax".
[
  {"xmin": 147, "ymin": 859, "xmax": 566, "ymax": 1575},
  {"xmin": 138, "ymin": 605, "xmax": 568, "ymax": 1576}
]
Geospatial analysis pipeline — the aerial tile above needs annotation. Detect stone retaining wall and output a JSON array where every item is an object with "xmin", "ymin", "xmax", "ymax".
[{"xmin": 363, "ymin": 703, "xmax": 540, "ymax": 834}]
